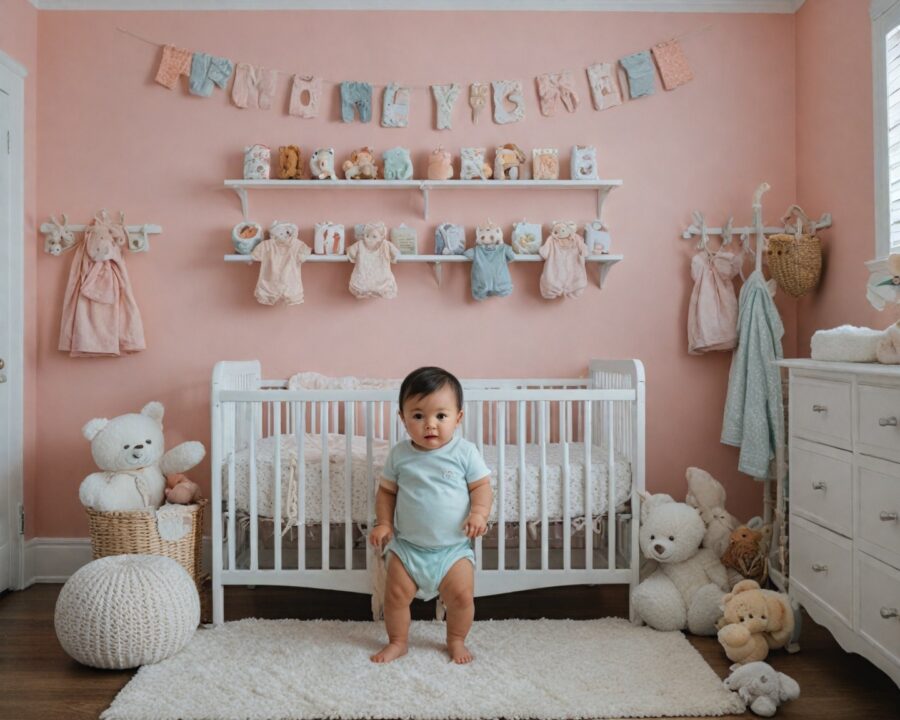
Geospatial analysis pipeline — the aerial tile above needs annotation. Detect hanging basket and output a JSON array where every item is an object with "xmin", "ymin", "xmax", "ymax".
[{"xmin": 766, "ymin": 206, "xmax": 822, "ymax": 298}]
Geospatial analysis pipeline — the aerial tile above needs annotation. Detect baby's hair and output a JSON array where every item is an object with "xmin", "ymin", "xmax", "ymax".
[{"xmin": 398, "ymin": 367, "xmax": 463, "ymax": 412}]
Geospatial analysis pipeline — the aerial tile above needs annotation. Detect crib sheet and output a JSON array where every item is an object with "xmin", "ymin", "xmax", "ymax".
[{"xmin": 224, "ymin": 433, "xmax": 632, "ymax": 527}]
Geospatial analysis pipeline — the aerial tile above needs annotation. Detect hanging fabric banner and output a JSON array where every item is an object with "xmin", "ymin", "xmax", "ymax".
[
  {"xmin": 492, "ymin": 80, "xmax": 525, "ymax": 124},
  {"xmin": 619, "ymin": 50, "xmax": 656, "ymax": 99},
  {"xmin": 188, "ymin": 53, "xmax": 233, "ymax": 97},
  {"xmin": 288, "ymin": 75, "xmax": 322, "ymax": 118},
  {"xmin": 382, "ymin": 83, "xmax": 410, "ymax": 128},
  {"xmin": 469, "ymin": 82, "xmax": 489, "ymax": 124},
  {"xmin": 536, "ymin": 70, "xmax": 579, "ymax": 116},
  {"xmin": 431, "ymin": 83, "xmax": 460, "ymax": 130},
  {"xmin": 232, "ymin": 63, "xmax": 277, "ymax": 110},
  {"xmin": 651, "ymin": 39, "xmax": 694, "ymax": 90},
  {"xmin": 155, "ymin": 45, "xmax": 192, "ymax": 89},
  {"xmin": 340, "ymin": 81, "xmax": 373, "ymax": 123}
]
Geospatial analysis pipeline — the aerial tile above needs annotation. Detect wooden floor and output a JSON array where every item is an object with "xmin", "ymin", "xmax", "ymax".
[{"xmin": 0, "ymin": 583, "xmax": 897, "ymax": 720}]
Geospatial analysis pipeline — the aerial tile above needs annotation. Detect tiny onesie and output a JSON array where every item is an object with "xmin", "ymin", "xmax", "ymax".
[
  {"xmin": 347, "ymin": 223, "xmax": 400, "ymax": 299},
  {"xmin": 251, "ymin": 234, "xmax": 312, "ymax": 305},
  {"xmin": 463, "ymin": 243, "xmax": 515, "ymax": 300},
  {"xmin": 380, "ymin": 435, "xmax": 491, "ymax": 601},
  {"xmin": 539, "ymin": 223, "xmax": 589, "ymax": 299}
]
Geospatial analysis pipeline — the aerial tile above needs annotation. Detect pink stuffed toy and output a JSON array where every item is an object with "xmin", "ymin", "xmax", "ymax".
[{"xmin": 165, "ymin": 473, "xmax": 202, "ymax": 505}]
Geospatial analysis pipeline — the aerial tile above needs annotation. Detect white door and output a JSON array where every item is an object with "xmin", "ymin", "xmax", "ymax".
[
  {"xmin": 0, "ymin": 83, "xmax": 12, "ymax": 592},
  {"xmin": 0, "ymin": 50, "xmax": 24, "ymax": 594}
]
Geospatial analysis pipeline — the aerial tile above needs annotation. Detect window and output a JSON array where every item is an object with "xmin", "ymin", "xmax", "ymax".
[{"xmin": 873, "ymin": 0, "xmax": 900, "ymax": 259}]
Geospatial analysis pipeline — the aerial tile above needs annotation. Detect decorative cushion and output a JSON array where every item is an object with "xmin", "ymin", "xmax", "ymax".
[{"xmin": 54, "ymin": 554, "xmax": 199, "ymax": 669}]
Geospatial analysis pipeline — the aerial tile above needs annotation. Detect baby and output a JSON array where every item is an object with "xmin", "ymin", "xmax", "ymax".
[{"xmin": 368, "ymin": 366, "xmax": 493, "ymax": 664}]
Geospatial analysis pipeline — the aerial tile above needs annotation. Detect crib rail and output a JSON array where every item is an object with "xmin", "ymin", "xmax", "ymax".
[{"xmin": 210, "ymin": 361, "xmax": 645, "ymax": 625}]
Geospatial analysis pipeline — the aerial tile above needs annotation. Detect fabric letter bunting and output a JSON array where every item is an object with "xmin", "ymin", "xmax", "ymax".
[
  {"xmin": 651, "ymin": 39, "xmax": 694, "ymax": 90},
  {"xmin": 155, "ymin": 45, "xmax": 192, "ymax": 89}
]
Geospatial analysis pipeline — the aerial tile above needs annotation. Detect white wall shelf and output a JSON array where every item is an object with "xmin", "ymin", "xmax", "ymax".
[
  {"xmin": 224, "ymin": 252, "xmax": 624, "ymax": 288},
  {"xmin": 224, "ymin": 179, "xmax": 623, "ymax": 222}
]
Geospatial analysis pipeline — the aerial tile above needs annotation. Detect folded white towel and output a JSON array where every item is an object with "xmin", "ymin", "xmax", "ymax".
[{"xmin": 810, "ymin": 325, "xmax": 883, "ymax": 362}]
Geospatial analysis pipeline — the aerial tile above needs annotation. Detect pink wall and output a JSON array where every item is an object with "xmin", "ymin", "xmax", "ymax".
[
  {"xmin": 32, "ymin": 10, "xmax": 801, "ymax": 537},
  {"xmin": 796, "ymin": 0, "xmax": 900, "ymax": 347},
  {"xmin": 0, "ymin": 0, "xmax": 38, "ymax": 537}
]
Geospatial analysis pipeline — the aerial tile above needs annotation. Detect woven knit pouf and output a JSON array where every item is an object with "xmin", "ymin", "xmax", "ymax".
[{"xmin": 54, "ymin": 554, "xmax": 199, "ymax": 669}]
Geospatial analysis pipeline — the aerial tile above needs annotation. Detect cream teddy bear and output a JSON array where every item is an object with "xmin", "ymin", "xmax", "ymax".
[
  {"xmin": 79, "ymin": 402, "xmax": 205, "ymax": 512},
  {"xmin": 631, "ymin": 493, "xmax": 729, "ymax": 635}
]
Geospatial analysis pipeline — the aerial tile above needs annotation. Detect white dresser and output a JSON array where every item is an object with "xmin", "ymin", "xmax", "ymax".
[{"xmin": 778, "ymin": 360, "xmax": 900, "ymax": 686}]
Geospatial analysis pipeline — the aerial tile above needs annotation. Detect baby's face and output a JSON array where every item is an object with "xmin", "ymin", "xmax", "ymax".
[{"xmin": 400, "ymin": 384, "xmax": 463, "ymax": 451}]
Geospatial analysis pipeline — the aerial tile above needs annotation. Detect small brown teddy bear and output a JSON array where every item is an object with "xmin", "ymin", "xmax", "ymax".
[
  {"xmin": 342, "ymin": 147, "xmax": 378, "ymax": 180},
  {"xmin": 716, "ymin": 579, "xmax": 795, "ymax": 665},
  {"xmin": 721, "ymin": 524, "xmax": 771, "ymax": 585},
  {"xmin": 164, "ymin": 473, "xmax": 203, "ymax": 505},
  {"xmin": 279, "ymin": 145, "xmax": 303, "ymax": 179}
]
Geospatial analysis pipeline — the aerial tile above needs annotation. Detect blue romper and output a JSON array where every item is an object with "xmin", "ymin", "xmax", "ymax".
[
  {"xmin": 380, "ymin": 435, "xmax": 491, "ymax": 600},
  {"xmin": 463, "ymin": 243, "xmax": 515, "ymax": 300}
]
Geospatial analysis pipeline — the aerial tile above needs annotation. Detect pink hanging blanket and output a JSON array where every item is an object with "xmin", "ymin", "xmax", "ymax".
[
  {"xmin": 58, "ymin": 214, "xmax": 146, "ymax": 357},
  {"xmin": 687, "ymin": 249, "xmax": 742, "ymax": 354}
]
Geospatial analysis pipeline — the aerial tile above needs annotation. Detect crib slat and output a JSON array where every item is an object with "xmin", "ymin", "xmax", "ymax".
[
  {"xmin": 297, "ymin": 401, "xmax": 306, "ymax": 571},
  {"xmin": 250, "ymin": 402, "xmax": 259, "ymax": 572},
  {"xmin": 227, "ymin": 402, "xmax": 236, "ymax": 572},
  {"xmin": 498, "ymin": 402, "xmax": 506, "ymax": 572},
  {"xmin": 274, "ymin": 402, "xmax": 282, "ymax": 572},
  {"xmin": 321, "ymin": 402, "xmax": 330, "ymax": 570},
  {"xmin": 540, "ymin": 401, "xmax": 548, "ymax": 571},
  {"xmin": 344, "ymin": 402, "xmax": 353, "ymax": 571},
  {"xmin": 476, "ymin": 401, "xmax": 484, "ymax": 457},
  {"xmin": 332, "ymin": 402, "xmax": 338, "ymax": 437},
  {"xmin": 389, "ymin": 401, "xmax": 396, "ymax": 447},
  {"xmin": 366, "ymin": 402, "xmax": 376, "ymax": 574},
  {"xmin": 518, "ymin": 401, "xmax": 526, "ymax": 571},
  {"xmin": 607, "ymin": 401, "xmax": 616, "ymax": 571},
  {"xmin": 584, "ymin": 401, "xmax": 592, "ymax": 571}
]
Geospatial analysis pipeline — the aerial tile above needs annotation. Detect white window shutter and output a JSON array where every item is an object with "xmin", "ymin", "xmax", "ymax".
[{"xmin": 887, "ymin": 25, "xmax": 900, "ymax": 252}]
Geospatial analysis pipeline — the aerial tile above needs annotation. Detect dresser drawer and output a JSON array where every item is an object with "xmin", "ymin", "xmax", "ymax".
[
  {"xmin": 858, "ymin": 383, "xmax": 900, "ymax": 464},
  {"xmin": 858, "ymin": 458, "xmax": 900, "ymax": 564},
  {"xmin": 790, "ymin": 515, "xmax": 853, "ymax": 625},
  {"xmin": 790, "ymin": 439, "xmax": 853, "ymax": 537},
  {"xmin": 792, "ymin": 377, "xmax": 852, "ymax": 450},
  {"xmin": 858, "ymin": 552, "xmax": 900, "ymax": 669}
]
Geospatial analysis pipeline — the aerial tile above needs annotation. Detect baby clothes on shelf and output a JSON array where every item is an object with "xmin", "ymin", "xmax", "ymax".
[
  {"xmin": 687, "ymin": 249, "xmax": 743, "ymax": 354},
  {"xmin": 251, "ymin": 222, "xmax": 312, "ymax": 306},
  {"xmin": 347, "ymin": 222, "xmax": 400, "ymax": 299},
  {"xmin": 539, "ymin": 222, "xmax": 589, "ymax": 299},
  {"xmin": 58, "ymin": 212, "xmax": 145, "ymax": 357},
  {"xmin": 463, "ymin": 243, "xmax": 515, "ymax": 300}
]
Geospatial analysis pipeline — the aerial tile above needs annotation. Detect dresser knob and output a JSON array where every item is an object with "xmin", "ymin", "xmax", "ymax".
[
  {"xmin": 880, "ymin": 607, "xmax": 899, "ymax": 620},
  {"xmin": 812, "ymin": 563, "xmax": 828, "ymax": 573},
  {"xmin": 812, "ymin": 405, "xmax": 828, "ymax": 413},
  {"xmin": 812, "ymin": 481, "xmax": 827, "ymax": 490},
  {"xmin": 880, "ymin": 511, "xmax": 899, "ymax": 522},
  {"xmin": 878, "ymin": 416, "xmax": 898, "ymax": 427}
]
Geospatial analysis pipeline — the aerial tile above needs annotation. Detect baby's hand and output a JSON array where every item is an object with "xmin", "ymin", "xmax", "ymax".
[
  {"xmin": 463, "ymin": 512, "xmax": 487, "ymax": 539},
  {"xmin": 368, "ymin": 524, "xmax": 393, "ymax": 548}
]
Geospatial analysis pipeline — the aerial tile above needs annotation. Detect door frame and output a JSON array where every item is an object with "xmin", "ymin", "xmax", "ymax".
[{"xmin": 0, "ymin": 49, "xmax": 26, "ymax": 591}]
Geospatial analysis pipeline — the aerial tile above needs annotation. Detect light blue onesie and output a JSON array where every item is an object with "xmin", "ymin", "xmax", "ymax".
[
  {"xmin": 463, "ymin": 244, "xmax": 515, "ymax": 300},
  {"xmin": 380, "ymin": 435, "xmax": 491, "ymax": 600}
]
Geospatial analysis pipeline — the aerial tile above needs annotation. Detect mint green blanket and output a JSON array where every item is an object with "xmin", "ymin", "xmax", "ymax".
[{"xmin": 721, "ymin": 270, "xmax": 785, "ymax": 478}]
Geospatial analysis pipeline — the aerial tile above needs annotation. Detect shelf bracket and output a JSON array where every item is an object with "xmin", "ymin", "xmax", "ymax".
[
  {"xmin": 433, "ymin": 260, "xmax": 442, "ymax": 287},
  {"xmin": 597, "ymin": 262, "xmax": 613, "ymax": 289},
  {"xmin": 421, "ymin": 184, "xmax": 430, "ymax": 221},
  {"xmin": 597, "ymin": 186, "xmax": 613, "ymax": 222},
  {"xmin": 230, "ymin": 186, "xmax": 249, "ymax": 220}
]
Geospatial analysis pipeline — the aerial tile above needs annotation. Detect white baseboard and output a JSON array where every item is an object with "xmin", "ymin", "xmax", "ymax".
[{"xmin": 23, "ymin": 537, "xmax": 211, "ymax": 587}]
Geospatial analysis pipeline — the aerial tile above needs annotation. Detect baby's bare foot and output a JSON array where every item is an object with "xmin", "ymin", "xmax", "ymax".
[
  {"xmin": 447, "ymin": 639, "xmax": 473, "ymax": 664},
  {"xmin": 370, "ymin": 642, "xmax": 408, "ymax": 663}
]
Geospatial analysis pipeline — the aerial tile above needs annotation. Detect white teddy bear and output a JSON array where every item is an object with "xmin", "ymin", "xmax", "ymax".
[
  {"xmin": 79, "ymin": 401, "xmax": 206, "ymax": 512},
  {"xmin": 723, "ymin": 661, "xmax": 800, "ymax": 717},
  {"xmin": 631, "ymin": 492, "xmax": 729, "ymax": 635}
]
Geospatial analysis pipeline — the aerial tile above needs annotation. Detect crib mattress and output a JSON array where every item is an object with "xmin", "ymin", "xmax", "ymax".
[{"xmin": 224, "ymin": 433, "xmax": 632, "ymax": 527}]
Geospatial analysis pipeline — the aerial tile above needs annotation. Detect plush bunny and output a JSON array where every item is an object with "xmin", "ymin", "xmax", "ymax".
[
  {"xmin": 723, "ymin": 661, "xmax": 800, "ymax": 717},
  {"xmin": 43, "ymin": 214, "xmax": 77, "ymax": 256}
]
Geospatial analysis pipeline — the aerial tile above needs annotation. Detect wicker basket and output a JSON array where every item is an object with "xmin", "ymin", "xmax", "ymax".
[
  {"xmin": 766, "ymin": 205, "xmax": 822, "ymax": 298},
  {"xmin": 85, "ymin": 500, "xmax": 206, "ymax": 590}
]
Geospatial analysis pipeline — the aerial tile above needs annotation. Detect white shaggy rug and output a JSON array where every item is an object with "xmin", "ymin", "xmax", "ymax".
[{"xmin": 102, "ymin": 618, "xmax": 745, "ymax": 720}]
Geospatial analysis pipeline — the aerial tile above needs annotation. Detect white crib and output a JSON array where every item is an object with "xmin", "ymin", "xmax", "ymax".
[{"xmin": 210, "ymin": 360, "xmax": 646, "ymax": 625}]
